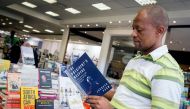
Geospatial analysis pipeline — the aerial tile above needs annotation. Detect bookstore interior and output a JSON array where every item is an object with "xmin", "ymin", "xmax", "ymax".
[{"xmin": 1, "ymin": 0, "xmax": 190, "ymax": 109}]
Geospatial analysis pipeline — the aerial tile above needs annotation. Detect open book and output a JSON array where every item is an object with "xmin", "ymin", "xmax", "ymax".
[{"xmin": 66, "ymin": 53, "xmax": 112, "ymax": 96}]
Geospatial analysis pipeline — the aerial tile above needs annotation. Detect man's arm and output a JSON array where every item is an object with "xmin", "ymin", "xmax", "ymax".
[{"xmin": 151, "ymin": 68, "xmax": 184, "ymax": 109}]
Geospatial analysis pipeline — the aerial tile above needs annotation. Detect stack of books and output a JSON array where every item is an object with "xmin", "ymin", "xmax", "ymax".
[
  {"xmin": 5, "ymin": 91, "xmax": 20, "ymax": 109},
  {"xmin": 0, "ymin": 59, "xmax": 11, "ymax": 108},
  {"xmin": 0, "ymin": 59, "xmax": 10, "ymax": 89}
]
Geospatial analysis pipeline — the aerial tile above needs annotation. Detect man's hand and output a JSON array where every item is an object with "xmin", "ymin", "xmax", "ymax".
[{"xmin": 86, "ymin": 96, "xmax": 113, "ymax": 109}]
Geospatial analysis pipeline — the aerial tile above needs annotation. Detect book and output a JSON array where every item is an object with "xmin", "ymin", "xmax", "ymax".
[
  {"xmin": 44, "ymin": 60, "xmax": 56, "ymax": 72},
  {"xmin": 21, "ymin": 65, "xmax": 38, "ymax": 87},
  {"xmin": 61, "ymin": 64, "xmax": 68, "ymax": 77},
  {"xmin": 39, "ymin": 69, "xmax": 52, "ymax": 89},
  {"xmin": 0, "ymin": 59, "xmax": 10, "ymax": 70},
  {"xmin": 36, "ymin": 100, "xmax": 54, "ymax": 109},
  {"xmin": 66, "ymin": 53, "xmax": 112, "ymax": 96},
  {"xmin": 8, "ymin": 73, "xmax": 21, "ymax": 92},
  {"xmin": 6, "ymin": 103, "xmax": 20, "ymax": 108},
  {"xmin": 21, "ymin": 46, "xmax": 35, "ymax": 65},
  {"xmin": 67, "ymin": 94, "xmax": 84, "ymax": 109},
  {"xmin": 20, "ymin": 87, "xmax": 38, "ymax": 109},
  {"xmin": 0, "ymin": 59, "xmax": 10, "ymax": 89},
  {"xmin": 59, "ymin": 76, "xmax": 80, "ymax": 109},
  {"xmin": 39, "ymin": 94, "xmax": 57, "ymax": 100},
  {"xmin": 38, "ymin": 89, "xmax": 58, "ymax": 94}
]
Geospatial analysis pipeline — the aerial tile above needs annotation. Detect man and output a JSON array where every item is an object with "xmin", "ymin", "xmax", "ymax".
[
  {"xmin": 86, "ymin": 5, "xmax": 184, "ymax": 109},
  {"xmin": 3, "ymin": 30, "xmax": 20, "ymax": 60}
]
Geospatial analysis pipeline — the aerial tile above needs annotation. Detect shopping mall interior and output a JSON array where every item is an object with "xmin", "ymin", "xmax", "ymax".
[{"xmin": 1, "ymin": 0, "xmax": 190, "ymax": 108}]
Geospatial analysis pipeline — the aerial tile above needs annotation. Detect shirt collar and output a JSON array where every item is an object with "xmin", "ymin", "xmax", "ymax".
[{"xmin": 149, "ymin": 45, "xmax": 168, "ymax": 61}]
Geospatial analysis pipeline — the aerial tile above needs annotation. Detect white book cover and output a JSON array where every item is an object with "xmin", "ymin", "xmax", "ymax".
[
  {"xmin": 20, "ymin": 65, "xmax": 38, "ymax": 87},
  {"xmin": 59, "ymin": 76, "xmax": 81, "ymax": 108},
  {"xmin": 67, "ymin": 94, "xmax": 84, "ymax": 109},
  {"xmin": 52, "ymin": 80, "xmax": 59, "ymax": 85},
  {"xmin": 21, "ymin": 46, "xmax": 35, "ymax": 65}
]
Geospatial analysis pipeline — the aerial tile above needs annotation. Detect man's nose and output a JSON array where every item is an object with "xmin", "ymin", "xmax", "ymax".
[{"xmin": 131, "ymin": 30, "xmax": 137, "ymax": 37}]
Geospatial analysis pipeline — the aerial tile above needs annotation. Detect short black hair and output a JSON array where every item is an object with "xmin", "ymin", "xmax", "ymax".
[
  {"xmin": 141, "ymin": 5, "xmax": 169, "ymax": 30},
  {"xmin": 10, "ymin": 30, "xmax": 16, "ymax": 35}
]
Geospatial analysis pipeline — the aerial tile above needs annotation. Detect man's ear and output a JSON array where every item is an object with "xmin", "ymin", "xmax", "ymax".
[{"xmin": 156, "ymin": 25, "xmax": 165, "ymax": 36}]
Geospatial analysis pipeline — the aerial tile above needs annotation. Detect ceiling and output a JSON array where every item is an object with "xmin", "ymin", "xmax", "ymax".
[{"xmin": 1, "ymin": 0, "xmax": 190, "ymax": 51}]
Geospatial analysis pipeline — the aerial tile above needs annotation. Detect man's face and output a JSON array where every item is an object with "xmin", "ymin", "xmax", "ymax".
[{"xmin": 132, "ymin": 10, "xmax": 158, "ymax": 53}]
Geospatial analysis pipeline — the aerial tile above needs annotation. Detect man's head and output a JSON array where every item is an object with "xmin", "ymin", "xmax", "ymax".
[
  {"xmin": 132, "ymin": 5, "xmax": 169, "ymax": 54},
  {"xmin": 10, "ymin": 30, "xmax": 16, "ymax": 37}
]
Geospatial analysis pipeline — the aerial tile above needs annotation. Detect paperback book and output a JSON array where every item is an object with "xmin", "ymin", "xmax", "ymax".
[
  {"xmin": 20, "ymin": 87, "xmax": 38, "ymax": 109},
  {"xmin": 36, "ymin": 99, "xmax": 54, "ymax": 109},
  {"xmin": 66, "ymin": 53, "xmax": 112, "ymax": 96},
  {"xmin": 21, "ymin": 46, "xmax": 35, "ymax": 65},
  {"xmin": 7, "ymin": 73, "xmax": 21, "ymax": 92},
  {"xmin": 0, "ymin": 59, "xmax": 10, "ymax": 89},
  {"xmin": 39, "ymin": 69, "xmax": 52, "ymax": 89}
]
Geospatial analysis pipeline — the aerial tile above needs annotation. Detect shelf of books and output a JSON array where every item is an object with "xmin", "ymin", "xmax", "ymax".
[
  {"xmin": 0, "ymin": 48, "xmax": 112, "ymax": 109},
  {"xmin": 180, "ymin": 72, "xmax": 190, "ymax": 109},
  {"xmin": 0, "ymin": 61, "xmax": 59, "ymax": 109}
]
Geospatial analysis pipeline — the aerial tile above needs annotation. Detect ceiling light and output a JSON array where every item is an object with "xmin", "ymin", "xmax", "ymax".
[
  {"xmin": 45, "ymin": 29, "xmax": 54, "ymax": 33},
  {"xmin": 173, "ymin": 20, "xmax": 176, "ymax": 24},
  {"xmin": 61, "ymin": 29, "xmax": 64, "ymax": 32},
  {"xmin": 32, "ymin": 29, "xmax": 40, "ymax": 33},
  {"xmin": 21, "ymin": 2, "xmax": 37, "ymax": 8},
  {"xmin": 118, "ymin": 21, "xmax": 121, "ymax": 23},
  {"xmin": 134, "ymin": 0, "xmax": 157, "ymax": 6},
  {"xmin": 9, "ymin": 22, "xmax": 12, "ymax": 24},
  {"xmin": 2, "ymin": 23, "xmax": 6, "ymax": 25},
  {"xmin": 87, "ymin": 24, "xmax": 90, "ymax": 27},
  {"xmin": 45, "ymin": 11, "xmax": 59, "ymax": 17},
  {"xmin": 109, "ymin": 21, "xmax": 112, "ymax": 24},
  {"xmin": 43, "ymin": 0, "xmax": 57, "ymax": 4},
  {"xmin": 128, "ymin": 20, "xmax": 132, "ymax": 23},
  {"xmin": 92, "ymin": 3, "xmax": 111, "ymax": 11},
  {"xmin": 169, "ymin": 41, "xmax": 173, "ymax": 44},
  {"xmin": 85, "ymin": 31, "xmax": 87, "ymax": 34},
  {"xmin": 73, "ymin": 25, "xmax": 76, "ymax": 27},
  {"xmin": 182, "ymin": 48, "xmax": 186, "ymax": 51},
  {"xmin": 19, "ymin": 21, "xmax": 23, "ymax": 23},
  {"xmin": 24, "ymin": 25, "xmax": 33, "ymax": 29},
  {"xmin": 96, "ymin": 24, "xmax": 99, "ymax": 27},
  {"xmin": 23, "ymin": 29, "xmax": 29, "ymax": 33},
  {"xmin": 65, "ymin": 8, "xmax": 81, "ymax": 14},
  {"xmin": 80, "ymin": 25, "xmax": 83, "ymax": 27},
  {"xmin": 103, "ymin": 32, "xmax": 104, "ymax": 34},
  {"xmin": 67, "ymin": 25, "xmax": 69, "ymax": 28}
]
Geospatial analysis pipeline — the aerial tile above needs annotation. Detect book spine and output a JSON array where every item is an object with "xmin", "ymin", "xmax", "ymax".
[
  {"xmin": 39, "ymin": 96, "xmax": 57, "ymax": 100},
  {"xmin": 38, "ymin": 91, "xmax": 58, "ymax": 95},
  {"xmin": 6, "ymin": 104, "xmax": 21, "ymax": 108}
]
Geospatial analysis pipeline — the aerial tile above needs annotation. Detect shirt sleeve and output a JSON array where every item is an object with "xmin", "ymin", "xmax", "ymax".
[{"xmin": 151, "ymin": 68, "xmax": 184, "ymax": 109}]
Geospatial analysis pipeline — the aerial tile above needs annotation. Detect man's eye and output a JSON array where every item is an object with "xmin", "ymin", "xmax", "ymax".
[{"xmin": 137, "ymin": 29, "xmax": 142, "ymax": 32}]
